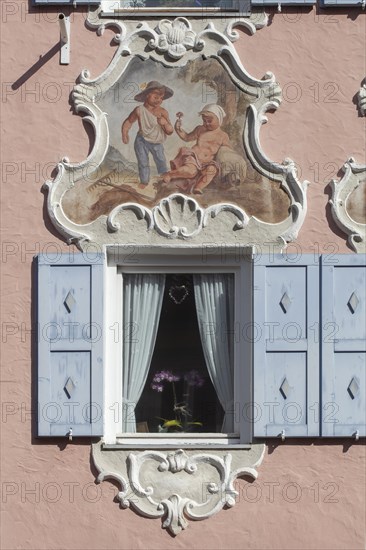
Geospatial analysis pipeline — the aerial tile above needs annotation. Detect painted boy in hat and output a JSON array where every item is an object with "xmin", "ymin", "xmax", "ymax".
[
  {"xmin": 162, "ymin": 104, "xmax": 231, "ymax": 195},
  {"xmin": 122, "ymin": 81, "xmax": 174, "ymax": 188}
]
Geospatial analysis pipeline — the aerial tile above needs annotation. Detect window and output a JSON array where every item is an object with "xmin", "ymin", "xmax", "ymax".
[
  {"xmin": 32, "ymin": 1, "xmax": 99, "ymax": 5},
  {"xmin": 37, "ymin": 250, "xmax": 365, "ymax": 442},
  {"xmin": 123, "ymin": 273, "xmax": 229, "ymax": 435},
  {"xmin": 32, "ymin": 0, "xmax": 365, "ymax": 12},
  {"xmin": 31, "ymin": 0, "xmax": 365, "ymax": 9},
  {"xmin": 100, "ymin": 0, "xmax": 250, "ymax": 16},
  {"xmin": 109, "ymin": 0, "xmax": 241, "ymax": 7},
  {"xmin": 104, "ymin": 246, "xmax": 253, "ymax": 446},
  {"xmin": 31, "ymin": 1, "xmax": 250, "ymax": 15}
]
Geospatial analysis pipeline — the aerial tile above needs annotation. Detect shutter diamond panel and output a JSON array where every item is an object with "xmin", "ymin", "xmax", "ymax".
[
  {"xmin": 321, "ymin": 255, "xmax": 366, "ymax": 437},
  {"xmin": 254, "ymin": 255, "xmax": 319, "ymax": 437},
  {"xmin": 37, "ymin": 253, "xmax": 104, "ymax": 437}
]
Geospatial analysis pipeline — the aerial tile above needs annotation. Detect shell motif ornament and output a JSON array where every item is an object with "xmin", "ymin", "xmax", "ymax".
[{"xmin": 153, "ymin": 194, "xmax": 204, "ymax": 238}]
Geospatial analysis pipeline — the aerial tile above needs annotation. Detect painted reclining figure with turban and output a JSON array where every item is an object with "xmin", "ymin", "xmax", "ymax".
[{"xmin": 162, "ymin": 104, "xmax": 247, "ymax": 195}]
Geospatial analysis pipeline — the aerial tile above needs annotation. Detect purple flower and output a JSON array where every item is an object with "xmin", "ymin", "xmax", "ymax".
[
  {"xmin": 150, "ymin": 370, "xmax": 181, "ymax": 392},
  {"xmin": 151, "ymin": 383, "xmax": 164, "ymax": 392},
  {"xmin": 184, "ymin": 369, "xmax": 205, "ymax": 388}
]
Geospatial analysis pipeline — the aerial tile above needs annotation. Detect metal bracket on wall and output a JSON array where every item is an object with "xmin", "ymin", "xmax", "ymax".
[{"xmin": 58, "ymin": 13, "xmax": 70, "ymax": 65}]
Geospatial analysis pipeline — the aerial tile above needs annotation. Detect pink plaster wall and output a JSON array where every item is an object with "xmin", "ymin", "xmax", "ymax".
[{"xmin": 1, "ymin": 4, "xmax": 365, "ymax": 549}]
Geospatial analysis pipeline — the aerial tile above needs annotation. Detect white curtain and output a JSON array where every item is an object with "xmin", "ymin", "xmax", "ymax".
[
  {"xmin": 122, "ymin": 273, "xmax": 165, "ymax": 432},
  {"xmin": 193, "ymin": 274, "xmax": 234, "ymax": 433}
]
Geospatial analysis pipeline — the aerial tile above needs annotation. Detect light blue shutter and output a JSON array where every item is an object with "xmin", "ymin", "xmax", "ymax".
[
  {"xmin": 252, "ymin": 0, "xmax": 315, "ymax": 6},
  {"xmin": 321, "ymin": 255, "xmax": 366, "ymax": 437},
  {"xmin": 37, "ymin": 253, "xmax": 104, "ymax": 437},
  {"xmin": 322, "ymin": 0, "xmax": 363, "ymax": 6},
  {"xmin": 254, "ymin": 255, "xmax": 319, "ymax": 437},
  {"xmin": 233, "ymin": 0, "xmax": 251, "ymax": 13}
]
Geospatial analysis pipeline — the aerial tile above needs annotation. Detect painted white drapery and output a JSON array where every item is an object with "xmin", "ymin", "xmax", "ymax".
[
  {"xmin": 193, "ymin": 274, "xmax": 234, "ymax": 433},
  {"xmin": 122, "ymin": 273, "xmax": 165, "ymax": 432}
]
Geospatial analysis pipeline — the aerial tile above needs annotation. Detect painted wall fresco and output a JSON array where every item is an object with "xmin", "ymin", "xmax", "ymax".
[{"xmin": 62, "ymin": 57, "xmax": 290, "ymax": 225}]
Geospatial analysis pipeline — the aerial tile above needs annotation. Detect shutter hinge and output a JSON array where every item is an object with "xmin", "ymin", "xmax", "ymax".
[
  {"xmin": 68, "ymin": 428, "xmax": 73, "ymax": 441},
  {"xmin": 280, "ymin": 429, "xmax": 285, "ymax": 441}
]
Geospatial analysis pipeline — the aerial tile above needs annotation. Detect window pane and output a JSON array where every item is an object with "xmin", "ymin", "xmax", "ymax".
[
  {"xmin": 134, "ymin": 273, "xmax": 230, "ymax": 434},
  {"xmin": 119, "ymin": 1, "xmax": 237, "ymax": 8}
]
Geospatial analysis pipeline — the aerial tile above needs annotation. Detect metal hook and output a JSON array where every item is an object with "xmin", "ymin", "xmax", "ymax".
[
  {"xmin": 280, "ymin": 429, "xmax": 285, "ymax": 441},
  {"xmin": 354, "ymin": 430, "xmax": 359, "ymax": 441},
  {"xmin": 277, "ymin": 3, "xmax": 282, "ymax": 12},
  {"xmin": 68, "ymin": 428, "xmax": 73, "ymax": 442},
  {"xmin": 58, "ymin": 13, "xmax": 70, "ymax": 65}
]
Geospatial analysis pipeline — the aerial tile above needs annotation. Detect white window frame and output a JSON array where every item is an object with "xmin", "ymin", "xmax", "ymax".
[
  {"xmin": 100, "ymin": 0, "xmax": 250, "ymax": 17},
  {"xmin": 103, "ymin": 244, "xmax": 254, "ymax": 447}
]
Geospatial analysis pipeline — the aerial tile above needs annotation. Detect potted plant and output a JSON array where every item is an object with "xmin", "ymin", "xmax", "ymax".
[{"xmin": 151, "ymin": 369, "xmax": 205, "ymax": 432}]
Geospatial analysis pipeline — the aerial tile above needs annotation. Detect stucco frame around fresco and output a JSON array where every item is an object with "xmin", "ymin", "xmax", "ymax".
[{"xmin": 43, "ymin": 6, "xmax": 308, "ymax": 251}]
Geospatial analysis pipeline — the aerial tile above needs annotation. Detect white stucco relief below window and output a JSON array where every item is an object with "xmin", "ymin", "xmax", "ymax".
[{"xmin": 92, "ymin": 443, "xmax": 265, "ymax": 536}]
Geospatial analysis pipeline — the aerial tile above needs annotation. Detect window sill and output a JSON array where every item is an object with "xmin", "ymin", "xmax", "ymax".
[
  {"xmin": 100, "ymin": 9, "xmax": 246, "ymax": 18},
  {"xmin": 104, "ymin": 443, "xmax": 252, "ymax": 449},
  {"xmin": 110, "ymin": 432, "xmax": 250, "ymax": 448}
]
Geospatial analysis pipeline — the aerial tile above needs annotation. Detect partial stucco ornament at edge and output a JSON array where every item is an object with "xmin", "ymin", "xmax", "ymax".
[
  {"xmin": 358, "ymin": 79, "xmax": 366, "ymax": 116},
  {"xmin": 329, "ymin": 158, "xmax": 366, "ymax": 253}
]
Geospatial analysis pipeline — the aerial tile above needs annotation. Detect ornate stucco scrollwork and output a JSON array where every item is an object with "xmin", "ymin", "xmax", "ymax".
[{"xmin": 93, "ymin": 443, "xmax": 265, "ymax": 536}]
